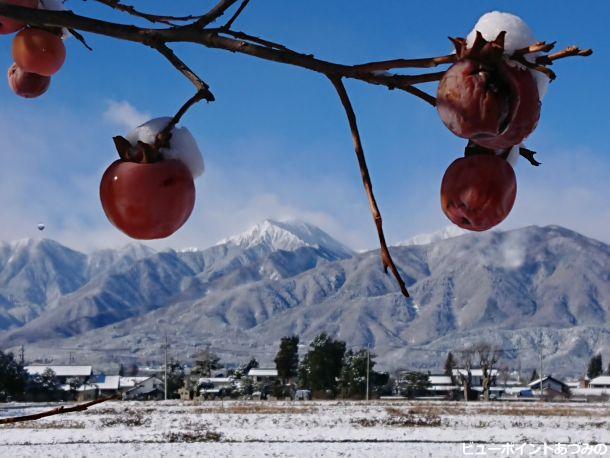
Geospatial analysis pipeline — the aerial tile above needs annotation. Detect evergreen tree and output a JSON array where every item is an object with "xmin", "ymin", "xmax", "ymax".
[
  {"xmin": 298, "ymin": 333, "xmax": 346, "ymax": 396},
  {"xmin": 26, "ymin": 368, "xmax": 60, "ymax": 401},
  {"xmin": 398, "ymin": 371, "xmax": 430, "ymax": 398},
  {"xmin": 165, "ymin": 360, "xmax": 185, "ymax": 399},
  {"xmin": 587, "ymin": 354, "xmax": 603, "ymax": 379},
  {"xmin": 607, "ymin": 362, "xmax": 610, "ymax": 376},
  {"xmin": 339, "ymin": 348, "xmax": 388, "ymax": 399},
  {"xmin": 0, "ymin": 351, "xmax": 28, "ymax": 401},
  {"xmin": 529, "ymin": 369, "xmax": 539, "ymax": 382},
  {"xmin": 274, "ymin": 336, "xmax": 299, "ymax": 384},
  {"xmin": 444, "ymin": 352, "xmax": 456, "ymax": 376}
]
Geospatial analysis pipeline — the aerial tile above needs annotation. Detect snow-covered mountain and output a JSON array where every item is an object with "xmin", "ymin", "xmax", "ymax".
[
  {"xmin": 217, "ymin": 219, "xmax": 354, "ymax": 259},
  {"xmin": 0, "ymin": 223, "xmax": 608, "ymax": 378},
  {"xmin": 400, "ymin": 225, "xmax": 468, "ymax": 246}
]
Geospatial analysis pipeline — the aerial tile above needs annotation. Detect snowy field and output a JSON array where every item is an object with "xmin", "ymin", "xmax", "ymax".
[{"xmin": 1, "ymin": 400, "xmax": 609, "ymax": 457}]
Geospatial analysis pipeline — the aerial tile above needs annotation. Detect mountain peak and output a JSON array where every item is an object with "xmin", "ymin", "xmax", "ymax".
[
  {"xmin": 400, "ymin": 225, "xmax": 469, "ymax": 246},
  {"xmin": 217, "ymin": 219, "xmax": 354, "ymax": 258}
]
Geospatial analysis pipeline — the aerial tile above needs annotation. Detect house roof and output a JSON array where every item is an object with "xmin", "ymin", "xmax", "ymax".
[
  {"xmin": 572, "ymin": 387, "xmax": 610, "ymax": 396},
  {"xmin": 93, "ymin": 375, "xmax": 120, "ymax": 390},
  {"xmin": 590, "ymin": 376, "xmax": 610, "ymax": 386},
  {"xmin": 503, "ymin": 387, "xmax": 532, "ymax": 394},
  {"xmin": 528, "ymin": 376, "xmax": 566, "ymax": 388},
  {"xmin": 119, "ymin": 376, "xmax": 151, "ymax": 388},
  {"xmin": 453, "ymin": 369, "xmax": 499, "ymax": 377},
  {"xmin": 428, "ymin": 385, "xmax": 461, "ymax": 391},
  {"xmin": 428, "ymin": 375, "xmax": 452, "ymax": 385},
  {"xmin": 198, "ymin": 377, "xmax": 233, "ymax": 385},
  {"xmin": 25, "ymin": 365, "xmax": 92, "ymax": 377},
  {"xmin": 248, "ymin": 368, "xmax": 278, "ymax": 377}
]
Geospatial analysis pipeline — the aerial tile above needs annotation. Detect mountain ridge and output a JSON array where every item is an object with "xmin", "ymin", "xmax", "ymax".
[{"xmin": 0, "ymin": 223, "xmax": 608, "ymax": 378}]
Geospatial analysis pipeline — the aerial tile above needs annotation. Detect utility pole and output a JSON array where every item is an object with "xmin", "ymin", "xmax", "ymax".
[
  {"xmin": 538, "ymin": 332, "xmax": 544, "ymax": 396},
  {"xmin": 365, "ymin": 345, "xmax": 370, "ymax": 401},
  {"xmin": 164, "ymin": 334, "xmax": 168, "ymax": 401}
]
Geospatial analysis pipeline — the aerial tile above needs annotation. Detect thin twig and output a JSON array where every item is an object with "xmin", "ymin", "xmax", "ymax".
[
  {"xmin": 329, "ymin": 76, "xmax": 410, "ymax": 298},
  {"xmin": 68, "ymin": 28, "xmax": 93, "ymax": 50},
  {"xmin": 152, "ymin": 42, "xmax": 214, "ymax": 101},
  {"xmin": 221, "ymin": 0, "xmax": 250, "ymax": 31},
  {"xmin": 537, "ymin": 46, "xmax": 593, "ymax": 64},
  {"xmin": 519, "ymin": 147, "xmax": 541, "ymax": 166},
  {"xmin": 149, "ymin": 42, "xmax": 215, "ymax": 147},
  {"xmin": 154, "ymin": 90, "xmax": 210, "ymax": 150},
  {"xmin": 90, "ymin": 0, "xmax": 203, "ymax": 26},
  {"xmin": 512, "ymin": 41, "xmax": 556, "ymax": 57},
  {"xmin": 0, "ymin": 395, "xmax": 119, "ymax": 425},
  {"xmin": 352, "ymin": 54, "xmax": 456, "ymax": 72},
  {"xmin": 192, "ymin": 0, "xmax": 240, "ymax": 28}
]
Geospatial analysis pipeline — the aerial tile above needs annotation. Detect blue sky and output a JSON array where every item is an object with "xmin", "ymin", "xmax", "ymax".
[{"xmin": 0, "ymin": 0, "xmax": 608, "ymax": 251}]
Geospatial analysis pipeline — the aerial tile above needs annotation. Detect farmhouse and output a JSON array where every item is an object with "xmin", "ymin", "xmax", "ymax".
[
  {"xmin": 589, "ymin": 376, "xmax": 610, "ymax": 389},
  {"xmin": 248, "ymin": 368, "xmax": 278, "ymax": 383},
  {"xmin": 427, "ymin": 374, "xmax": 460, "ymax": 397},
  {"xmin": 528, "ymin": 376, "xmax": 569, "ymax": 397},
  {"xmin": 452, "ymin": 369, "xmax": 498, "ymax": 387},
  {"xmin": 198, "ymin": 377, "xmax": 234, "ymax": 398},
  {"xmin": 120, "ymin": 376, "xmax": 164, "ymax": 400},
  {"xmin": 24, "ymin": 365, "xmax": 92, "ymax": 386}
]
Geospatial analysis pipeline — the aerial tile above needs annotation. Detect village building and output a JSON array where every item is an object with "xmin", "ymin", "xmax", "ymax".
[
  {"xmin": 427, "ymin": 374, "xmax": 460, "ymax": 398},
  {"xmin": 198, "ymin": 377, "xmax": 234, "ymax": 398},
  {"xmin": 248, "ymin": 368, "xmax": 278, "ymax": 383},
  {"xmin": 24, "ymin": 365, "xmax": 93, "ymax": 386},
  {"xmin": 589, "ymin": 376, "xmax": 610, "ymax": 389},
  {"xmin": 120, "ymin": 376, "xmax": 164, "ymax": 400},
  {"xmin": 528, "ymin": 376, "xmax": 569, "ymax": 398}
]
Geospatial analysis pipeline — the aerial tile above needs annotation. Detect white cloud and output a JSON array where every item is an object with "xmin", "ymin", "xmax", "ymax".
[
  {"xmin": 103, "ymin": 100, "xmax": 151, "ymax": 132},
  {"xmin": 1, "ymin": 101, "xmax": 608, "ymax": 256}
]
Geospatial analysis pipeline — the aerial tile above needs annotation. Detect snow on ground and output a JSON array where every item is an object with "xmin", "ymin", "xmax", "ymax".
[{"xmin": 1, "ymin": 400, "xmax": 609, "ymax": 457}]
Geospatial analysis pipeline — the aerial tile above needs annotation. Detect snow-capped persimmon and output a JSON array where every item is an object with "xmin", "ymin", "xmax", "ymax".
[
  {"xmin": 0, "ymin": 0, "xmax": 38, "ymax": 35},
  {"xmin": 440, "ymin": 155, "xmax": 516, "ymax": 231},
  {"xmin": 437, "ymin": 32, "xmax": 540, "ymax": 150},
  {"xmin": 7, "ymin": 62, "xmax": 50, "ymax": 98},
  {"xmin": 13, "ymin": 27, "xmax": 66, "ymax": 76},
  {"xmin": 100, "ymin": 159, "xmax": 196, "ymax": 240}
]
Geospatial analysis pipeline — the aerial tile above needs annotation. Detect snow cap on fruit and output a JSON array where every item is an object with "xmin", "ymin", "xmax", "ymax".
[
  {"xmin": 466, "ymin": 11, "xmax": 549, "ymax": 99},
  {"xmin": 125, "ymin": 117, "xmax": 205, "ymax": 179}
]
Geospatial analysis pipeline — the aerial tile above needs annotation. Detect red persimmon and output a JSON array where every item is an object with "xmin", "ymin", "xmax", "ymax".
[
  {"xmin": 440, "ymin": 155, "xmax": 517, "ymax": 231},
  {"xmin": 100, "ymin": 159, "xmax": 196, "ymax": 240}
]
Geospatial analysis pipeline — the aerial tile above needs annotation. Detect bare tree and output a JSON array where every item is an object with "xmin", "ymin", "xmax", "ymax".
[
  {"xmin": 456, "ymin": 349, "xmax": 474, "ymax": 402},
  {"xmin": 474, "ymin": 343, "xmax": 501, "ymax": 402}
]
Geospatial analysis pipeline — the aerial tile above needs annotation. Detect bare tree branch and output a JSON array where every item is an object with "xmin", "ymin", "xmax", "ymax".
[
  {"xmin": 90, "ymin": 0, "xmax": 204, "ymax": 26},
  {"xmin": 0, "ymin": 5, "xmax": 444, "ymax": 96},
  {"xmin": 329, "ymin": 76, "xmax": 410, "ymax": 297},
  {"xmin": 0, "ymin": 396, "xmax": 119, "ymax": 425}
]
